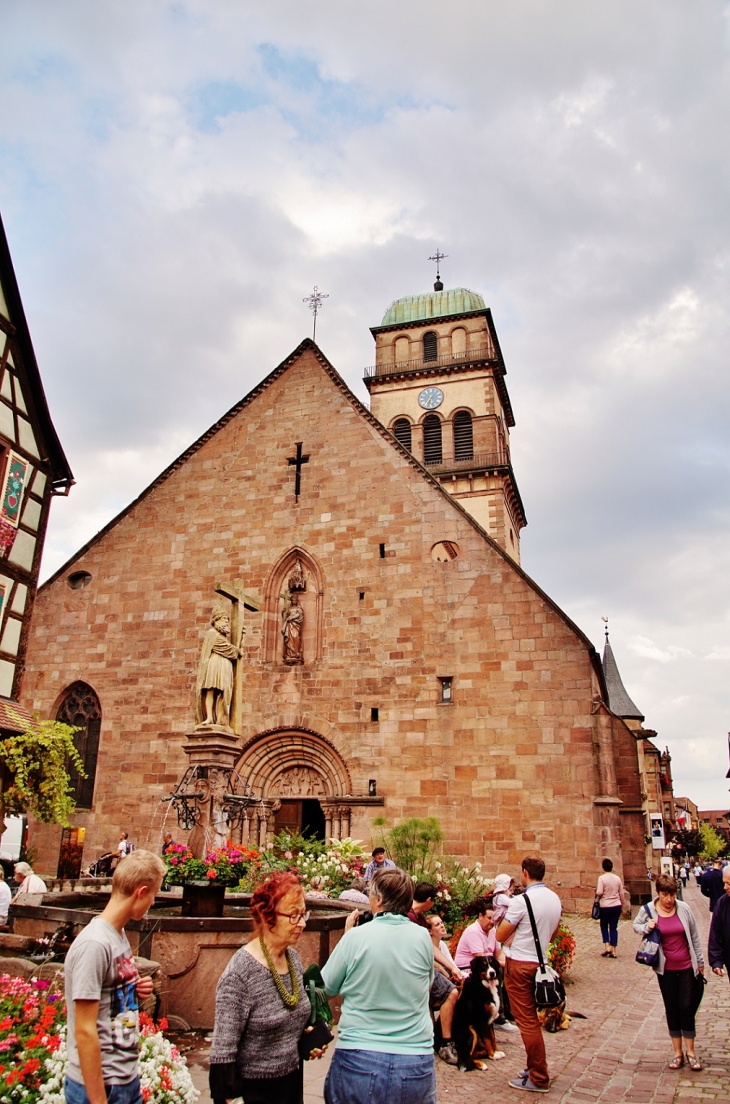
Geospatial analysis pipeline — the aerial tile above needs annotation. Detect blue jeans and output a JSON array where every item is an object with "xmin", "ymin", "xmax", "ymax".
[
  {"xmin": 324, "ymin": 1049, "xmax": 436, "ymax": 1104},
  {"xmin": 65, "ymin": 1076, "xmax": 143, "ymax": 1104},
  {"xmin": 599, "ymin": 905, "xmax": 622, "ymax": 947}
]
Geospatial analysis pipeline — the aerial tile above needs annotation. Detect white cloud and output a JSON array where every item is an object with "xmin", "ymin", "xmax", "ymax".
[
  {"xmin": 2, "ymin": 0, "xmax": 730, "ymax": 809},
  {"xmin": 628, "ymin": 637, "xmax": 694, "ymax": 663}
]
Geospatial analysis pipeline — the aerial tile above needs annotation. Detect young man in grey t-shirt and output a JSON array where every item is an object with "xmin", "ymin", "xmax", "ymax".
[{"xmin": 64, "ymin": 850, "xmax": 165, "ymax": 1104}]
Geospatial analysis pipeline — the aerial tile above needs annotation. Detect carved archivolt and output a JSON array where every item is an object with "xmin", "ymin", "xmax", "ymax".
[
  {"xmin": 235, "ymin": 728, "xmax": 351, "ymax": 800},
  {"xmin": 263, "ymin": 548, "xmax": 325, "ymax": 665}
]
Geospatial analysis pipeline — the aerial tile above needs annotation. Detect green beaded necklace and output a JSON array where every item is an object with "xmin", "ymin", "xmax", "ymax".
[{"xmin": 259, "ymin": 937, "xmax": 301, "ymax": 1009}]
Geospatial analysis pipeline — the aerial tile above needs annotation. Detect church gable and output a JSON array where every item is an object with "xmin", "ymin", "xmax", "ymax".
[{"xmin": 21, "ymin": 338, "xmax": 639, "ymax": 910}]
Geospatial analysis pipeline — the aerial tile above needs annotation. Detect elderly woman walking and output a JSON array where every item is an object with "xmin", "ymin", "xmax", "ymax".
[
  {"xmin": 322, "ymin": 867, "xmax": 436, "ymax": 1104},
  {"xmin": 209, "ymin": 871, "xmax": 327, "ymax": 1104},
  {"xmin": 633, "ymin": 873, "xmax": 705, "ymax": 1071}
]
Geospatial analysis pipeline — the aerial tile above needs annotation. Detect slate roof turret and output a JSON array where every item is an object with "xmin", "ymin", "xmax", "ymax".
[{"xmin": 602, "ymin": 632, "xmax": 644, "ymax": 721}]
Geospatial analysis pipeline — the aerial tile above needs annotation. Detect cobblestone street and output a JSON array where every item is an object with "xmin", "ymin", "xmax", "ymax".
[
  {"xmin": 186, "ymin": 881, "xmax": 730, "ymax": 1103},
  {"xmin": 433, "ymin": 881, "xmax": 730, "ymax": 1103}
]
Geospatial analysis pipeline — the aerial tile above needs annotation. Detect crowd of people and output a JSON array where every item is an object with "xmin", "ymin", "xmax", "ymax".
[
  {"xmin": 205, "ymin": 851, "xmax": 561, "ymax": 1099},
  {"xmin": 53, "ymin": 841, "xmax": 730, "ymax": 1104}
]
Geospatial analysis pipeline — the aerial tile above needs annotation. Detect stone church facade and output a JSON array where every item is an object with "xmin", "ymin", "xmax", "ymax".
[{"xmin": 21, "ymin": 287, "xmax": 649, "ymax": 911}]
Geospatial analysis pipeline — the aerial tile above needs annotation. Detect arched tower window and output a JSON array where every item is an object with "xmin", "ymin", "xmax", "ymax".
[
  {"xmin": 393, "ymin": 418, "xmax": 412, "ymax": 451},
  {"xmin": 56, "ymin": 682, "xmax": 101, "ymax": 810},
  {"xmin": 423, "ymin": 331, "xmax": 438, "ymax": 362},
  {"xmin": 394, "ymin": 336, "xmax": 410, "ymax": 363},
  {"xmin": 423, "ymin": 415, "xmax": 443, "ymax": 465},
  {"xmin": 453, "ymin": 410, "xmax": 474, "ymax": 460},
  {"xmin": 451, "ymin": 327, "xmax": 467, "ymax": 357}
]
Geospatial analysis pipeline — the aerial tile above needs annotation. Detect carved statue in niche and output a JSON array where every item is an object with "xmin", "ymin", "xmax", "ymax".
[
  {"xmin": 272, "ymin": 767, "xmax": 325, "ymax": 797},
  {"xmin": 196, "ymin": 603, "xmax": 241, "ymax": 729},
  {"xmin": 280, "ymin": 559, "xmax": 306, "ymax": 665}
]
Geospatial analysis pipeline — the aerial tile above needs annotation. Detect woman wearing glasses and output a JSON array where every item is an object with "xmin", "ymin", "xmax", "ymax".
[{"xmin": 209, "ymin": 872, "xmax": 326, "ymax": 1104}]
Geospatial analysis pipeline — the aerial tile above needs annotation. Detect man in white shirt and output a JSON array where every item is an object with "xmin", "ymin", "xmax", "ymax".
[
  {"xmin": 12, "ymin": 862, "xmax": 48, "ymax": 899},
  {"xmin": 496, "ymin": 855, "xmax": 562, "ymax": 1094}
]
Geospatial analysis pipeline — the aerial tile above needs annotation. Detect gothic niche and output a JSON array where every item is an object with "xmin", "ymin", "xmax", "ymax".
[{"xmin": 264, "ymin": 548, "xmax": 324, "ymax": 665}]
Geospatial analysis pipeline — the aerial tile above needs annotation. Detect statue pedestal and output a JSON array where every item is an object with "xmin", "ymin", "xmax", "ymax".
[{"xmin": 183, "ymin": 725, "xmax": 240, "ymax": 771}]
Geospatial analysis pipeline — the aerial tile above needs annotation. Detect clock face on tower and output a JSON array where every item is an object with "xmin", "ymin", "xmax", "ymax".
[{"xmin": 418, "ymin": 386, "xmax": 444, "ymax": 410}]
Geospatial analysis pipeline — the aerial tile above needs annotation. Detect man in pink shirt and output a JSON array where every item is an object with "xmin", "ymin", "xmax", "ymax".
[{"xmin": 455, "ymin": 897, "xmax": 518, "ymax": 1033}]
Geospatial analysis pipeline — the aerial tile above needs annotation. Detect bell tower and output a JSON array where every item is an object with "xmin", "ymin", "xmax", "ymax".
[{"xmin": 364, "ymin": 282, "xmax": 526, "ymax": 562}]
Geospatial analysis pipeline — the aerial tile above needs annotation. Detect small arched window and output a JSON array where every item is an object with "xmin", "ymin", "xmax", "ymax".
[
  {"xmin": 423, "ymin": 331, "xmax": 438, "ymax": 362},
  {"xmin": 394, "ymin": 336, "xmax": 410, "ymax": 363},
  {"xmin": 56, "ymin": 682, "xmax": 101, "ymax": 810},
  {"xmin": 423, "ymin": 414, "xmax": 443, "ymax": 464},
  {"xmin": 453, "ymin": 410, "xmax": 474, "ymax": 460},
  {"xmin": 393, "ymin": 418, "xmax": 412, "ymax": 452},
  {"xmin": 451, "ymin": 327, "xmax": 467, "ymax": 357}
]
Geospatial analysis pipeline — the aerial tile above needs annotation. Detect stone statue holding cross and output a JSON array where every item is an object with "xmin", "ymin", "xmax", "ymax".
[{"xmin": 195, "ymin": 581, "xmax": 260, "ymax": 732}]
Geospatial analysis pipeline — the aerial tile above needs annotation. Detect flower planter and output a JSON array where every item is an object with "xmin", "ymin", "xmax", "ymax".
[{"xmin": 181, "ymin": 881, "xmax": 227, "ymax": 917}]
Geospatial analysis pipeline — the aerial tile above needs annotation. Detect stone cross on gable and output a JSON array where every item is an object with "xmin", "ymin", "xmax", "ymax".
[
  {"xmin": 215, "ymin": 578, "xmax": 260, "ymax": 735},
  {"xmin": 287, "ymin": 442, "xmax": 310, "ymax": 502}
]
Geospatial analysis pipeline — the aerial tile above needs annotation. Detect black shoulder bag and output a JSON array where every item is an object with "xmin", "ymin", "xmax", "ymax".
[
  {"xmin": 523, "ymin": 893, "xmax": 566, "ymax": 1008},
  {"xmin": 297, "ymin": 964, "xmax": 334, "ymax": 1061}
]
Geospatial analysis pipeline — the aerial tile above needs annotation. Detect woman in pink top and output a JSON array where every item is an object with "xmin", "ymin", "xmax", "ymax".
[
  {"xmin": 595, "ymin": 858, "xmax": 624, "ymax": 958},
  {"xmin": 633, "ymin": 873, "xmax": 704, "ymax": 1071}
]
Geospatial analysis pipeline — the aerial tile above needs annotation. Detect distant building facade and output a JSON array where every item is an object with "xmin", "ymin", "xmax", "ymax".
[
  {"xmin": 699, "ymin": 810, "xmax": 730, "ymax": 846},
  {"xmin": 601, "ymin": 631, "xmax": 677, "ymax": 880}
]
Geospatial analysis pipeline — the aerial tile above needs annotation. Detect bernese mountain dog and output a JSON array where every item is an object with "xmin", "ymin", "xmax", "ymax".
[{"xmin": 435, "ymin": 954, "xmax": 506, "ymax": 1071}]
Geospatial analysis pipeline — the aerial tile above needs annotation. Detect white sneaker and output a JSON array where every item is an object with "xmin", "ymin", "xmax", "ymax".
[{"xmin": 496, "ymin": 1020, "xmax": 519, "ymax": 1032}]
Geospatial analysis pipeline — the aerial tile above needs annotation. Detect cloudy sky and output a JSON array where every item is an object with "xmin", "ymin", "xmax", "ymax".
[{"xmin": 2, "ymin": 1, "xmax": 729, "ymax": 811}]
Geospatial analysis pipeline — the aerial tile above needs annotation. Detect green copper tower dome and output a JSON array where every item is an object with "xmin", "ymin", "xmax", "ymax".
[{"xmin": 380, "ymin": 287, "xmax": 486, "ymax": 327}]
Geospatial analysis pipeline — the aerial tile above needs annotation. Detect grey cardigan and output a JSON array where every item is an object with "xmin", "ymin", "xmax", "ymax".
[{"xmin": 633, "ymin": 899, "xmax": 704, "ymax": 976}]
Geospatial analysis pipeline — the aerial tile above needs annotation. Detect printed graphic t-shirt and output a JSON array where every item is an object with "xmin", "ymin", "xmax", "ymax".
[{"xmin": 64, "ymin": 916, "xmax": 141, "ymax": 1085}]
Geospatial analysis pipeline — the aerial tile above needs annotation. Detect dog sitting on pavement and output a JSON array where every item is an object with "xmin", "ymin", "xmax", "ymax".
[{"xmin": 435, "ymin": 954, "xmax": 506, "ymax": 1071}]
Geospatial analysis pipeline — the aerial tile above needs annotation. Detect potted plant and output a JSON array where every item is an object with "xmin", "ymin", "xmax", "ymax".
[{"xmin": 163, "ymin": 843, "xmax": 260, "ymax": 917}]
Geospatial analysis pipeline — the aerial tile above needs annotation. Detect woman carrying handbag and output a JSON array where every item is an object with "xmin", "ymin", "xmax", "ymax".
[
  {"xmin": 595, "ymin": 858, "xmax": 624, "ymax": 958},
  {"xmin": 633, "ymin": 873, "xmax": 705, "ymax": 1071}
]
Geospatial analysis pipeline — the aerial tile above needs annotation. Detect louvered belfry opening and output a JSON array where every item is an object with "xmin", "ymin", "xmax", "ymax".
[
  {"xmin": 453, "ymin": 410, "xmax": 474, "ymax": 460},
  {"xmin": 393, "ymin": 418, "xmax": 412, "ymax": 452},
  {"xmin": 56, "ymin": 681, "xmax": 102, "ymax": 810},
  {"xmin": 422, "ymin": 331, "xmax": 438, "ymax": 361},
  {"xmin": 423, "ymin": 414, "xmax": 443, "ymax": 464}
]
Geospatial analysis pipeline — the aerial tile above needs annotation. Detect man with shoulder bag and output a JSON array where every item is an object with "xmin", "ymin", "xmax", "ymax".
[{"xmin": 496, "ymin": 855, "xmax": 562, "ymax": 1094}]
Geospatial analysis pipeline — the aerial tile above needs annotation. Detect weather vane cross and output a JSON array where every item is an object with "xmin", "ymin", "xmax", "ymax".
[
  {"xmin": 428, "ymin": 249, "xmax": 448, "ymax": 279},
  {"xmin": 303, "ymin": 285, "xmax": 329, "ymax": 341}
]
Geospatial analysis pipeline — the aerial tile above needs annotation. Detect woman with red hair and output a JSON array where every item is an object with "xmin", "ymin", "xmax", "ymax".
[{"xmin": 209, "ymin": 872, "xmax": 326, "ymax": 1104}]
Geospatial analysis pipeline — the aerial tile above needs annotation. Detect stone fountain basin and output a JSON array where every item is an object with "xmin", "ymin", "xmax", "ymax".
[{"xmin": 8, "ymin": 892, "xmax": 351, "ymax": 1029}]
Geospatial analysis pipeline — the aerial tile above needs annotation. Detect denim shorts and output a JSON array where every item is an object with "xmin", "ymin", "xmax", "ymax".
[
  {"xmin": 65, "ymin": 1075, "xmax": 143, "ymax": 1104},
  {"xmin": 324, "ymin": 1049, "xmax": 436, "ymax": 1104}
]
